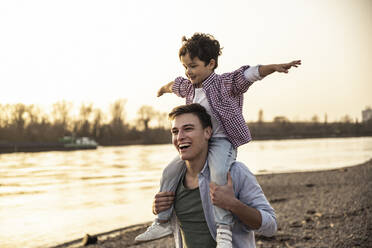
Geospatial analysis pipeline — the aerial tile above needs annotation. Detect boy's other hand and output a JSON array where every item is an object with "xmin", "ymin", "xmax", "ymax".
[{"xmin": 275, "ymin": 60, "xmax": 301, "ymax": 73}]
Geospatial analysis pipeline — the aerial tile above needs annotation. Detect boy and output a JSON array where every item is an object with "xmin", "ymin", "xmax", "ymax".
[{"xmin": 135, "ymin": 33, "xmax": 300, "ymax": 248}]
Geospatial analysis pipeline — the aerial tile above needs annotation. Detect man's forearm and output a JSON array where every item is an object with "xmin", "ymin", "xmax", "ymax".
[{"xmin": 229, "ymin": 198, "xmax": 262, "ymax": 230}]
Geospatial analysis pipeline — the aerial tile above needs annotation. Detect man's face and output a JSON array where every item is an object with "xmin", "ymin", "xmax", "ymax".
[
  {"xmin": 171, "ymin": 113, "xmax": 211, "ymax": 162},
  {"xmin": 180, "ymin": 53, "xmax": 215, "ymax": 87}
]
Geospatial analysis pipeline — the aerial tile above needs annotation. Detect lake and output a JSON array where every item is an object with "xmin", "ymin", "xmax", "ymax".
[{"xmin": 0, "ymin": 137, "xmax": 371, "ymax": 248}]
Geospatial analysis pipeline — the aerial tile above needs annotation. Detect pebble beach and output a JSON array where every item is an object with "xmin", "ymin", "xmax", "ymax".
[{"xmin": 52, "ymin": 159, "xmax": 372, "ymax": 248}]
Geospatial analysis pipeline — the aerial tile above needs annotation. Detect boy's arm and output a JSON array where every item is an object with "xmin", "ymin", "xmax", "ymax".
[
  {"xmin": 259, "ymin": 60, "xmax": 301, "ymax": 78},
  {"xmin": 157, "ymin": 81, "xmax": 174, "ymax": 97}
]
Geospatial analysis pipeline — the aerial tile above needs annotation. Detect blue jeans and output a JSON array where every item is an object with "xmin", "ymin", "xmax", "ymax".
[{"xmin": 158, "ymin": 137, "xmax": 237, "ymax": 226}]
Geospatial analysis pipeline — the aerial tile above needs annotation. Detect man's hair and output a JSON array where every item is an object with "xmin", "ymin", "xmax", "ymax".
[
  {"xmin": 168, "ymin": 103, "xmax": 212, "ymax": 129},
  {"xmin": 178, "ymin": 33, "xmax": 222, "ymax": 69}
]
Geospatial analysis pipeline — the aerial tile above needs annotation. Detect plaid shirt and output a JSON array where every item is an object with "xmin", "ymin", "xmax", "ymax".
[{"xmin": 173, "ymin": 65, "xmax": 254, "ymax": 148}]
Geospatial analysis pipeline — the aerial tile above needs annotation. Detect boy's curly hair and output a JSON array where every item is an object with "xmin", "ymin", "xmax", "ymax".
[{"xmin": 178, "ymin": 33, "xmax": 222, "ymax": 69}]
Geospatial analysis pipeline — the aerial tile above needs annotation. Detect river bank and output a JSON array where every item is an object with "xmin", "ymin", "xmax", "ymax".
[{"xmin": 51, "ymin": 159, "xmax": 372, "ymax": 248}]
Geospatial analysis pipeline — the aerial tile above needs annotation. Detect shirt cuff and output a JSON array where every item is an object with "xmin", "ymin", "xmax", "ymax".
[
  {"xmin": 172, "ymin": 77, "xmax": 183, "ymax": 95},
  {"xmin": 243, "ymin": 65, "xmax": 262, "ymax": 82},
  {"xmin": 256, "ymin": 209, "xmax": 277, "ymax": 237}
]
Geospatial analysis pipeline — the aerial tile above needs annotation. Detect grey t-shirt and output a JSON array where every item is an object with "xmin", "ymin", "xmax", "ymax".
[{"xmin": 174, "ymin": 175, "xmax": 216, "ymax": 248}]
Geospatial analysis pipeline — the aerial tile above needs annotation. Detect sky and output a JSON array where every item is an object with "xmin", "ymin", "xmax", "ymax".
[{"xmin": 0, "ymin": 0, "xmax": 371, "ymax": 123}]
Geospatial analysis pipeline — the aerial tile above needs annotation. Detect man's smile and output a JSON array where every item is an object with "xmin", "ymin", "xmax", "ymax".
[{"xmin": 178, "ymin": 143, "xmax": 191, "ymax": 152}]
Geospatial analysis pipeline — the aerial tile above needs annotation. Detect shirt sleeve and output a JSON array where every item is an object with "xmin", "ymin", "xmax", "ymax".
[
  {"xmin": 220, "ymin": 65, "xmax": 254, "ymax": 96},
  {"xmin": 232, "ymin": 163, "xmax": 277, "ymax": 237},
  {"xmin": 243, "ymin": 65, "xmax": 262, "ymax": 82},
  {"xmin": 172, "ymin": 76, "xmax": 192, "ymax": 98}
]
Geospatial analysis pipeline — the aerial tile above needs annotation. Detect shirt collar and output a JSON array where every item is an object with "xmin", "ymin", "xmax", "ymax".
[
  {"xmin": 200, "ymin": 160, "xmax": 210, "ymax": 178},
  {"xmin": 201, "ymin": 72, "xmax": 216, "ymax": 89}
]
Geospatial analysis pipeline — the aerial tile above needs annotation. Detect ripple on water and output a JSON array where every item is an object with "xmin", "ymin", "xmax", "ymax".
[{"xmin": 0, "ymin": 190, "xmax": 46, "ymax": 197}]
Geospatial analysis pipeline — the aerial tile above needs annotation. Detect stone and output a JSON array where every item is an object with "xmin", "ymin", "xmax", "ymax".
[{"xmin": 82, "ymin": 234, "xmax": 98, "ymax": 246}]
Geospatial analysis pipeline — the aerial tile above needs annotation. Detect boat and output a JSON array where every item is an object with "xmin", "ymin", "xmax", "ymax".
[{"xmin": 0, "ymin": 136, "xmax": 98, "ymax": 154}]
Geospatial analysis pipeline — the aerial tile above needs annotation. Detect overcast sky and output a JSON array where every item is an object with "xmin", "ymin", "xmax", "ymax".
[{"xmin": 1, "ymin": 0, "xmax": 371, "ymax": 122}]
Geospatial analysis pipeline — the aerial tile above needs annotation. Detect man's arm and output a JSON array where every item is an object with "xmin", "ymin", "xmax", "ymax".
[
  {"xmin": 209, "ymin": 173, "xmax": 262, "ymax": 229},
  {"xmin": 157, "ymin": 81, "xmax": 174, "ymax": 97},
  {"xmin": 258, "ymin": 60, "xmax": 301, "ymax": 78}
]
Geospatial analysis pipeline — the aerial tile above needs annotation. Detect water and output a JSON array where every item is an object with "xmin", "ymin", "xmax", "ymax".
[{"xmin": 1, "ymin": 137, "xmax": 371, "ymax": 248}]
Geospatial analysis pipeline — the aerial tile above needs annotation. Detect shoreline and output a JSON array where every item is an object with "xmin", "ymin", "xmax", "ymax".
[
  {"xmin": 2, "ymin": 136, "xmax": 370, "ymax": 155},
  {"xmin": 51, "ymin": 159, "xmax": 372, "ymax": 248}
]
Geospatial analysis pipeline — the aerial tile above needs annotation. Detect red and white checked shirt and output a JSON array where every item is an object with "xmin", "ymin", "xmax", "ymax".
[{"xmin": 172, "ymin": 65, "xmax": 255, "ymax": 149}]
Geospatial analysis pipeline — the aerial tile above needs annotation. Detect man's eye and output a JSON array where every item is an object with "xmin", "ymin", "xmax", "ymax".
[{"xmin": 172, "ymin": 130, "xmax": 178, "ymax": 134}]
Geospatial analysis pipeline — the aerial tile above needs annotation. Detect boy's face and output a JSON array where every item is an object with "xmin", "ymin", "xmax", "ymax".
[{"xmin": 180, "ymin": 53, "xmax": 215, "ymax": 87}]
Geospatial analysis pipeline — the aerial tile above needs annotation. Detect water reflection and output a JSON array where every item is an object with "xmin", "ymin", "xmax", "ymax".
[{"xmin": 0, "ymin": 137, "xmax": 371, "ymax": 248}]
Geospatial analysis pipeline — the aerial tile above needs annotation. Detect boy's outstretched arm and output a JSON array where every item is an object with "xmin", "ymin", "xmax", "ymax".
[
  {"xmin": 259, "ymin": 60, "xmax": 301, "ymax": 78},
  {"xmin": 157, "ymin": 81, "xmax": 174, "ymax": 97}
]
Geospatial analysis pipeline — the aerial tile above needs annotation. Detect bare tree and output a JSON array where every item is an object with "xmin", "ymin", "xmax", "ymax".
[
  {"xmin": 311, "ymin": 115, "xmax": 319, "ymax": 123},
  {"xmin": 110, "ymin": 99, "xmax": 127, "ymax": 127},
  {"xmin": 77, "ymin": 103, "xmax": 93, "ymax": 136},
  {"xmin": 340, "ymin": 115, "xmax": 353, "ymax": 123},
  {"xmin": 0, "ymin": 104, "xmax": 9, "ymax": 127},
  {"xmin": 92, "ymin": 108, "xmax": 104, "ymax": 138},
  {"xmin": 25, "ymin": 104, "xmax": 42, "ymax": 126},
  {"xmin": 52, "ymin": 101, "xmax": 73, "ymax": 130},
  {"xmin": 137, "ymin": 105, "xmax": 156, "ymax": 131},
  {"xmin": 155, "ymin": 111, "xmax": 169, "ymax": 129},
  {"xmin": 12, "ymin": 103, "xmax": 27, "ymax": 131}
]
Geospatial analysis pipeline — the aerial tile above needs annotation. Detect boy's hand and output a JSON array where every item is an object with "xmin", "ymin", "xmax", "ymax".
[
  {"xmin": 157, "ymin": 87, "xmax": 166, "ymax": 97},
  {"xmin": 157, "ymin": 81, "xmax": 174, "ymax": 97},
  {"xmin": 274, "ymin": 60, "xmax": 301, "ymax": 73}
]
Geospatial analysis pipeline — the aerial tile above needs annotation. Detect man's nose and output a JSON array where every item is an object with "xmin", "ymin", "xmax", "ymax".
[{"xmin": 177, "ymin": 130, "xmax": 185, "ymax": 141}]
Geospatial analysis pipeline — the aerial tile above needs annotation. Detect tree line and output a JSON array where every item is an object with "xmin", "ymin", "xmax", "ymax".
[
  {"xmin": 0, "ymin": 100, "xmax": 170, "ymax": 145},
  {"xmin": 249, "ymin": 118, "xmax": 372, "ymax": 140},
  {"xmin": 0, "ymin": 101, "xmax": 371, "ymax": 146}
]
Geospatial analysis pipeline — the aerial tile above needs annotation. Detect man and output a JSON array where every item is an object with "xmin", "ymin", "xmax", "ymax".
[{"xmin": 152, "ymin": 103, "xmax": 277, "ymax": 248}]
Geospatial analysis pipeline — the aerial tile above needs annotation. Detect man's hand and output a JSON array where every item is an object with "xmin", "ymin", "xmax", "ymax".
[
  {"xmin": 274, "ymin": 60, "xmax": 301, "ymax": 73},
  {"xmin": 209, "ymin": 172, "xmax": 237, "ymax": 211},
  {"xmin": 210, "ymin": 172, "xmax": 263, "ymax": 229},
  {"xmin": 152, "ymin": 192, "xmax": 175, "ymax": 215}
]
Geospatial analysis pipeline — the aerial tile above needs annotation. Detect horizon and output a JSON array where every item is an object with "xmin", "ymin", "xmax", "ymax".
[{"xmin": 0, "ymin": 100, "xmax": 369, "ymax": 125}]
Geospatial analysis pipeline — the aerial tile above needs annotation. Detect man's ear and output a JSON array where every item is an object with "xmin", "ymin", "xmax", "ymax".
[{"xmin": 204, "ymin": 126, "xmax": 212, "ymax": 140}]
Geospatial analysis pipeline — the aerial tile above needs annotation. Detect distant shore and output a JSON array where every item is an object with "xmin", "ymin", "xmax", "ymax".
[
  {"xmin": 95, "ymin": 134, "xmax": 372, "ymax": 148},
  {"xmin": 51, "ymin": 159, "xmax": 372, "ymax": 248},
  {"xmin": 1, "ymin": 135, "xmax": 371, "ymax": 154}
]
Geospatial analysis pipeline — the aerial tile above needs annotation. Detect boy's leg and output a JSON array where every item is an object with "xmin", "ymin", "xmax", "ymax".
[
  {"xmin": 135, "ymin": 155, "xmax": 185, "ymax": 242},
  {"xmin": 208, "ymin": 138, "xmax": 237, "ymax": 248}
]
